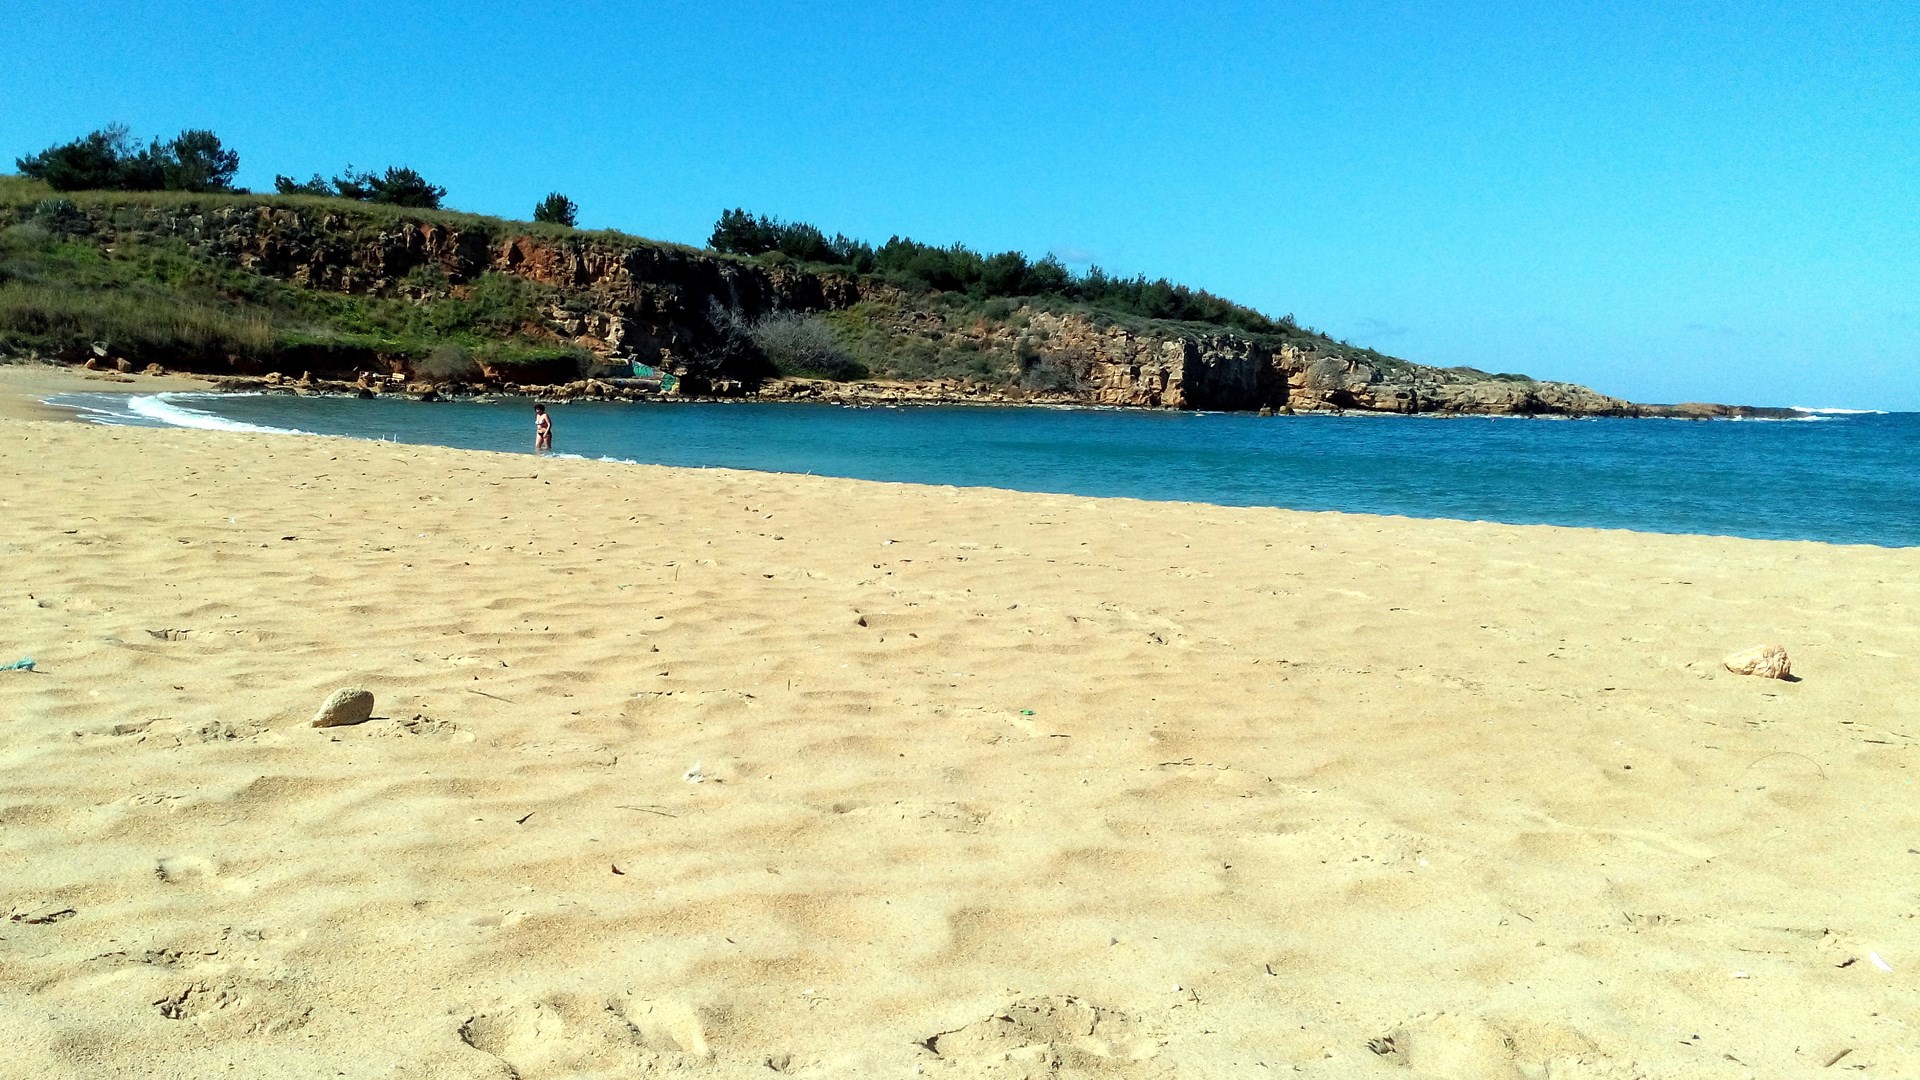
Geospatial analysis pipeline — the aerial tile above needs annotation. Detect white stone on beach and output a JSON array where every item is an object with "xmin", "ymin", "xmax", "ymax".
[
  {"xmin": 1723, "ymin": 644, "xmax": 1791, "ymax": 680},
  {"xmin": 311, "ymin": 687, "xmax": 375, "ymax": 727}
]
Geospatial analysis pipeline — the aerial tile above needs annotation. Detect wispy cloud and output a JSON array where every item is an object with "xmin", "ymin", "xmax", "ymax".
[{"xmin": 1048, "ymin": 245, "xmax": 1095, "ymax": 265}]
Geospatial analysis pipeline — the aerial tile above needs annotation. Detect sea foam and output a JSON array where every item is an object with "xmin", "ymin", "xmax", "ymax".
[{"xmin": 125, "ymin": 393, "xmax": 312, "ymax": 435}]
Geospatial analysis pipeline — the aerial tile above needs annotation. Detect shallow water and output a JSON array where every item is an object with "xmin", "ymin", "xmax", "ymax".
[{"xmin": 47, "ymin": 391, "xmax": 1920, "ymax": 547}]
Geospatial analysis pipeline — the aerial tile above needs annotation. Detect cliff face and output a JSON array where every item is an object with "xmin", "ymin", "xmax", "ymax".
[
  {"xmin": 106, "ymin": 203, "xmax": 869, "ymax": 393},
  {"xmin": 18, "ymin": 199, "xmax": 1641, "ymax": 415},
  {"xmin": 950, "ymin": 311, "xmax": 1634, "ymax": 415}
]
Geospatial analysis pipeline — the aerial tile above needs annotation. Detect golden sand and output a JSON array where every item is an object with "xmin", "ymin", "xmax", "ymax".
[{"xmin": 1, "ymin": 389, "xmax": 1916, "ymax": 1077}]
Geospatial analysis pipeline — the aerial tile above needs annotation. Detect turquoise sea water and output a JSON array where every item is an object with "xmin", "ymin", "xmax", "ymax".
[{"xmin": 46, "ymin": 391, "xmax": 1920, "ymax": 547}]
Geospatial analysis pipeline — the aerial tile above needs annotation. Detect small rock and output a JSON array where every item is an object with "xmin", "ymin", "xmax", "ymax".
[
  {"xmin": 143, "ymin": 363, "xmax": 167, "ymax": 376},
  {"xmin": 1723, "ymin": 643, "xmax": 1791, "ymax": 680},
  {"xmin": 310, "ymin": 687, "xmax": 375, "ymax": 727}
]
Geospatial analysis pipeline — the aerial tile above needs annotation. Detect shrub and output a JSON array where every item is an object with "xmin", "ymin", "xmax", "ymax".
[
  {"xmin": 16, "ymin": 125, "xmax": 149, "ymax": 191},
  {"xmin": 30, "ymin": 198, "xmax": 89, "ymax": 235},
  {"xmin": 710, "ymin": 208, "xmax": 781, "ymax": 256},
  {"xmin": 158, "ymin": 130, "xmax": 239, "ymax": 193},
  {"xmin": 15, "ymin": 125, "xmax": 238, "ymax": 193},
  {"xmin": 414, "ymin": 343, "xmax": 479, "ymax": 382},
  {"xmin": 533, "ymin": 192, "xmax": 577, "ymax": 227},
  {"xmin": 334, "ymin": 166, "xmax": 445, "ymax": 208},
  {"xmin": 275, "ymin": 165, "xmax": 446, "ymax": 208},
  {"xmin": 1018, "ymin": 348, "xmax": 1087, "ymax": 393},
  {"xmin": 272, "ymin": 174, "xmax": 332, "ymax": 196},
  {"xmin": 747, "ymin": 312, "xmax": 864, "ymax": 380}
]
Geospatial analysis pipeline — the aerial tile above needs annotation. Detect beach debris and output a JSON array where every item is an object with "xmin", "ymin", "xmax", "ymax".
[
  {"xmin": 1869, "ymin": 951, "xmax": 1893, "ymax": 972},
  {"xmin": 1723, "ymin": 643, "xmax": 1791, "ymax": 679},
  {"xmin": 8, "ymin": 903, "xmax": 75, "ymax": 924},
  {"xmin": 684, "ymin": 762, "xmax": 707, "ymax": 784},
  {"xmin": 2, "ymin": 657, "xmax": 34, "ymax": 672},
  {"xmin": 1826, "ymin": 1048, "xmax": 1855, "ymax": 1067},
  {"xmin": 309, "ymin": 687, "xmax": 375, "ymax": 728}
]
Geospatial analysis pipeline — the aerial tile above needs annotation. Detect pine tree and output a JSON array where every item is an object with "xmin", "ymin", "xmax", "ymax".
[{"xmin": 533, "ymin": 192, "xmax": 578, "ymax": 227}]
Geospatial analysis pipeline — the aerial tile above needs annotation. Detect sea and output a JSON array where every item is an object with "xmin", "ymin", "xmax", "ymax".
[{"xmin": 44, "ymin": 391, "xmax": 1920, "ymax": 548}]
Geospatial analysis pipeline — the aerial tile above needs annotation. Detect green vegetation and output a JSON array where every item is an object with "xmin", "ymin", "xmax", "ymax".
[
  {"xmin": 16, "ymin": 125, "xmax": 239, "ymax": 194},
  {"xmin": 697, "ymin": 206, "xmax": 1419, "ymax": 384},
  {"xmin": 273, "ymin": 165, "xmax": 447, "ymax": 209},
  {"xmin": 0, "ymin": 122, "xmax": 1410, "ymax": 393},
  {"xmin": 707, "ymin": 207, "xmax": 1291, "ymax": 337},
  {"xmin": 0, "ymin": 178, "xmax": 590, "ymax": 374},
  {"xmin": 533, "ymin": 192, "xmax": 578, "ymax": 227}
]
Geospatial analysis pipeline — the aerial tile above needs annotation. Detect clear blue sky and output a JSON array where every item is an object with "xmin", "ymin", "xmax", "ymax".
[{"xmin": 6, "ymin": 1, "xmax": 1916, "ymax": 409}]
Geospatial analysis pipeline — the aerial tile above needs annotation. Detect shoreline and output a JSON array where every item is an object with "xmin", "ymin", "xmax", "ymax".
[
  {"xmin": 3, "ymin": 417, "xmax": 1916, "ymax": 1076},
  {"xmin": 7, "ymin": 357, "xmax": 1808, "ymax": 420},
  {"xmin": 0, "ymin": 361, "xmax": 219, "ymax": 422},
  {"xmin": 13, "ymin": 362, "xmax": 1913, "ymax": 551}
]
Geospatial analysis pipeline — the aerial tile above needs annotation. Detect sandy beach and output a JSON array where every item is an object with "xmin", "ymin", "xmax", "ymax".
[
  {"xmin": 2, "ymin": 382, "xmax": 1916, "ymax": 1078},
  {"xmin": 0, "ymin": 364, "xmax": 219, "ymax": 423}
]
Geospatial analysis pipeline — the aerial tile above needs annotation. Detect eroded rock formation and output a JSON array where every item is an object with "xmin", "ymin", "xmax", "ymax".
[{"xmin": 13, "ymin": 199, "xmax": 1707, "ymax": 415}]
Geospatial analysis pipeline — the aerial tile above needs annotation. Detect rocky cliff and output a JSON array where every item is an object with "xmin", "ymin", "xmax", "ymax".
[{"xmin": 5, "ymin": 194, "xmax": 1699, "ymax": 416}]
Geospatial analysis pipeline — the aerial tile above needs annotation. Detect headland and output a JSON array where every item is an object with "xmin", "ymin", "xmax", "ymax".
[{"xmin": 0, "ymin": 179, "xmax": 1792, "ymax": 419}]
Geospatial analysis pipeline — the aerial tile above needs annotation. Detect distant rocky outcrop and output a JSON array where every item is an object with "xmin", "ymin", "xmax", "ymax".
[{"xmin": 4, "ymin": 197, "xmax": 1784, "ymax": 416}]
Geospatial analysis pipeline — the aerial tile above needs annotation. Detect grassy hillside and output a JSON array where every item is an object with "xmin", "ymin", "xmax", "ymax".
[
  {"xmin": 0, "ymin": 175, "xmax": 1415, "ymax": 389},
  {"xmin": 0, "ymin": 176, "xmax": 655, "ymax": 375}
]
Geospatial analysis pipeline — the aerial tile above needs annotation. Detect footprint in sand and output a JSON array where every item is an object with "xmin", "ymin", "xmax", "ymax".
[
  {"xmin": 1369, "ymin": 1012, "xmax": 1629, "ymax": 1080},
  {"xmin": 458, "ymin": 992, "xmax": 717, "ymax": 1078},
  {"xmin": 922, "ymin": 995, "xmax": 1160, "ymax": 1066},
  {"xmin": 151, "ymin": 976, "xmax": 312, "ymax": 1037},
  {"xmin": 155, "ymin": 855, "xmax": 218, "ymax": 884}
]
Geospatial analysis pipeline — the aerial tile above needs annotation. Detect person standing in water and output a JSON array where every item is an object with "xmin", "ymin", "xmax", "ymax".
[{"xmin": 534, "ymin": 404, "xmax": 553, "ymax": 452}]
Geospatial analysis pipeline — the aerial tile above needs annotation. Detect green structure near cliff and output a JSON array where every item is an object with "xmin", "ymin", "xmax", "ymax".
[{"xmin": 0, "ymin": 176, "xmax": 1750, "ymax": 416}]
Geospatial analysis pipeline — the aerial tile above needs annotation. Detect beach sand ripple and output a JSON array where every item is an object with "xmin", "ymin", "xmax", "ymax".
[{"xmin": 3, "ymin": 418, "xmax": 1917, "ymax": 1077}]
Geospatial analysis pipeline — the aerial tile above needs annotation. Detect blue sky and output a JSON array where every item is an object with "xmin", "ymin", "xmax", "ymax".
[{"xmin": 5, "ymin": 1, "xmax": 1916, "ymax": 408}]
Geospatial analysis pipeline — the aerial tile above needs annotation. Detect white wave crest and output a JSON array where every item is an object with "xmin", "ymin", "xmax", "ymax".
[
  {"xmin": 43, "ymin": 399, "xmax": 143, "ymax": 425},
  {"xmin": 126, "ymin": 393, "xmax": 310, "ymax": 435},
  {"xmin": 1790, "ymin": 406, "xmax": 1887, "ymax": 415}
]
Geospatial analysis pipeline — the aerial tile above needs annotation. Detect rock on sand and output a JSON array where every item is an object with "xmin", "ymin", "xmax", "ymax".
[
  {"xmin": 1723, "ymin": 643, "xmax": 1792, "ymax": 679},
  {"xmin": 310, "ymin": 687, "xmax": 375, "ymax": 727}
]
